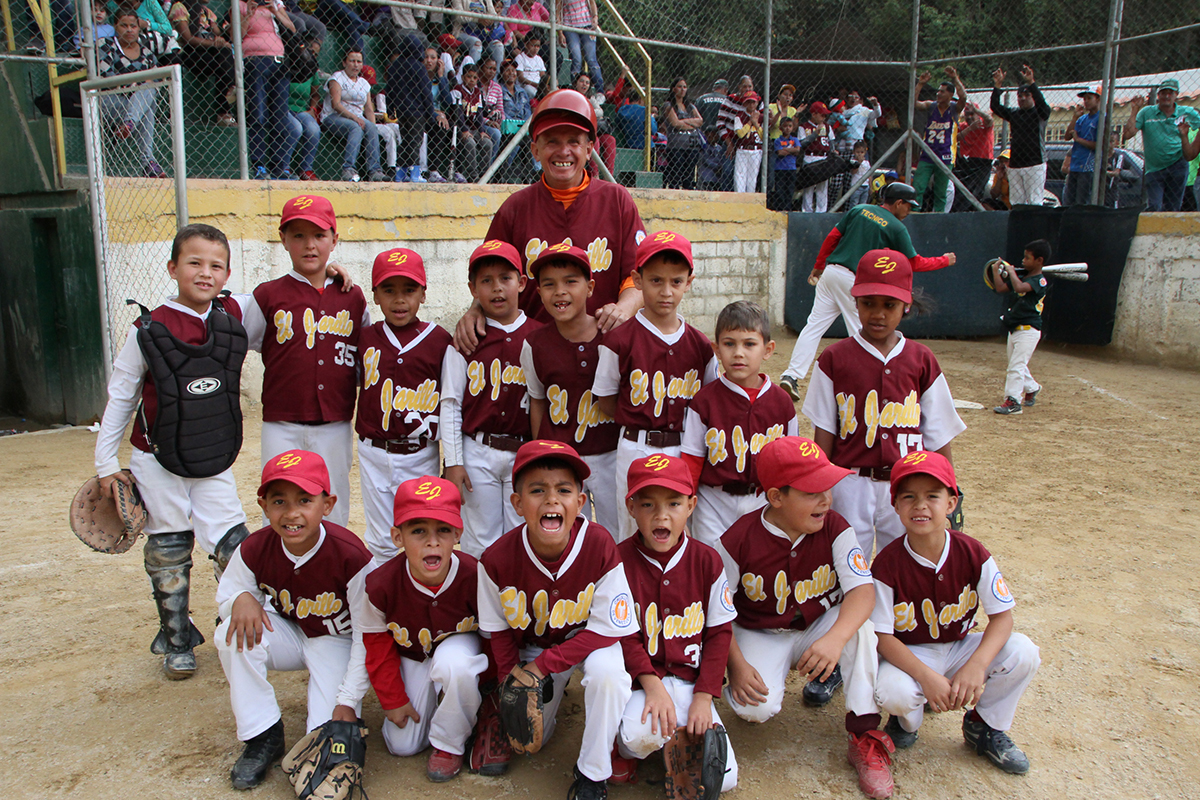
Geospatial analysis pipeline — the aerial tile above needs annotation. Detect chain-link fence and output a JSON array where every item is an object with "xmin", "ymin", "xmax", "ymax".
[{"xmin": 80, "ymin": 64, "xmax": 187, "ymax": 366}]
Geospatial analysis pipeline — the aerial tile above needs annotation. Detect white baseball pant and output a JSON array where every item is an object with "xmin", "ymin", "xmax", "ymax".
[
  {"xmin": 832, "ymin": 473, "xmax": 905, "ymax": 560},
  {"xmin": 129, "ymin": 449, "xmax": 246, "ymax": 553},
  {"xmin": 381, "ymin": 632, "xmax": 488, "ymax": 756},
  {"xmin": 261, "ymin": 420, "xmax": 353, "ymax": 527},
  {"xmin": 458, "ymin": 436, "xmax": 520, "ymax": 557},
  {"xmin": 876, "ymin": 631, "xmax": 1040, "ymax": 734},
  {"xmin": 734, "ymin": 149, "xmax": 762, "ymax": 193},
  {"xmin": 618, "ymin": 676, "xmax": 738, "ymax": 792},
  {"xmin": 357, "ymin": 438, "xmax": 441, "ymax": 562},
  {"xmin": 1006, "ymin": 163, "xmax": 1047, "ymax": 206},
  {"xmin": 801, "ymin": 154, "xmax": 829, "ymax": 213},
  {"xmin": 215, "ymin": 611, "xmax": 359, "ymax": 741},
  {"xmin": 520, "ymin": 642, "xmax": 632, "ymax": 782},
  {"xmin": 615, "ymin": 433, "xmax": 683, "ymax": 542},
  {"xmin": 691, "ymin": 485, "xmax": 765, "ymax": 549},
  {"xmin": 1004, "ymin": 328, "xmax": 1042, "ymax": 402},
  {"xmin": 582, "ymin": 450, "xmax": 620, "ymax": 537},
  {"xmin": 723, "ymin": 608, "xmax": 879, "ymax": 723},
  {"xmin": 783, "ymin": 263, "xmax": 860, "ymax": 382}
]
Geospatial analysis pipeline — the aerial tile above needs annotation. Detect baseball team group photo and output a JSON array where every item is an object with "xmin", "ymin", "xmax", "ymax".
[{"xmin": 1, "ymin": 1, "xmax": 1199, "ymax": 799}]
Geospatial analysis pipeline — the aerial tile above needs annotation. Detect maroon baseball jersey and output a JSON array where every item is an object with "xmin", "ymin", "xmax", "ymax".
[
  {"xmin": 238, "ymin": 522, "xmax": 373, "ymax": 639},
  {"xmin": 716, "ymin": 508, "xmax": 872, "ymax": 631},
  {"xmin": 871, "ymin": 531, "xmax": 1015, "ymax": 646},
  {"xmin": 617, "ymin": 535, "xmax": 736, "ymax": 685},
  {"xmin": 521, "ymin": 329, "xmax": 619, "ymax": 455},
  {"xmin": 801, "ymin": 120, "xmax": 832, "ymax": 156},
  {"xmin": 364, "ymin": 551, "xmax": 480, "ymax": 661},
  {"xmin": 130, "ymin": 295, "xmax": 244, "ymax": 453},
  {"xmin": 477, "ymin": 517, "xmax": 636, "ymax": 650},
  {"xmin": 593, "ymin": 313, "xmax": 717, "ymax": 433},
  {"xmin": 455, "ymin": 315, "xmax": 541, "ymax": 437},
  {"xmin": 681, "ymin": 375, "xmax": 799, "ymax": 487},
  {"xmin": 253, "ymin": 274, "xmax": 368, "ymax": 423},
  {"xmin": 485, "ymin": 178, "xmax": 646, "ymax": 323},
  {"xmin": 802, "ymin": 335, "xmax": 965, "ymax": 469},
  {"xmin": 355, "ymin": 320, "xmax": 453, "ymax": 441}
]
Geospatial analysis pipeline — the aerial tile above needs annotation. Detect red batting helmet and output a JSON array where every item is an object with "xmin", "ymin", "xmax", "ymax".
[{"xmin": 531, "ymin": 88, "xmax": 598, "ymax": 140}]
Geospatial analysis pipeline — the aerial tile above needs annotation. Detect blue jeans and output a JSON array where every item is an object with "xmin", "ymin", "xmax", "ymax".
[
  {"xmin": 481, "ymin": 123, "xmax": 501, "ymax": 164},
  {"xmin": 245, "ymin": 56, "xmax": 290, "ymax": 171},
  {"xmin": 1064, "ymin": 170, "xmax": 1094, "ymax": 206},
  {"xmin": 101, "ymin": 88, "xmax": 156, "ymax": 165},
  {"xmin": 564, "ymin": 30, "xmax": 601, "ymax": 90},
  {"xmin": 282, "ymin": 110, "xmax": 321, "ymax": 172},
  {"xmin": 1144, "ymin": 157, "xmax": 1188, "ymax": 211},
  {"xmin": 316, "ymin": 0, "xmax": 367, "ymax": 53},
  {"xmin": 323, "ymin": 114, "xmax": 381, "ymax": 173}
]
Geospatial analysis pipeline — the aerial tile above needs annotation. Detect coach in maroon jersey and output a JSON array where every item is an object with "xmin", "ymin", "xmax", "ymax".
[{"xmin": 455, "ymin": 89, "xmax": 647, "ymax": 353}]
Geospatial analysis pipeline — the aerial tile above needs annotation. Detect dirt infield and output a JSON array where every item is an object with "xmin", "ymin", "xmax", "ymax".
[{"xmin": 3, "ymin": 335, "xmax": 1197, "ymax": 800}]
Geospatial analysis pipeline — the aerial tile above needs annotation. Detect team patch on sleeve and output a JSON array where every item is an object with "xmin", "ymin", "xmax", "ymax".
[
  {"xmin": 847, "ymin": 547, "xmax": 871, "ymax": 577},
  {"xmin": 992, "ymin": 573, "xmax": 1012, "ymax": 603},
  {"xmin": 719, "ymin": 579, "xmax": 735, "ymax": 613},
  {"xmin": 609, "ymin": 593, "xmax": 633, "ymax": 629}
]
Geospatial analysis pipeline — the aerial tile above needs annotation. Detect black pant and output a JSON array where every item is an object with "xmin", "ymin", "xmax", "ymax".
[
  {"xmin": 396, "ymin": 116, "xmax": 425, "ymax": 169},
  {"xmin": 952, "ymin": 156, "xmax": 993, "ymax": 211},
  {"xmin": 664, "ymin": 147, "xmax": 699, "ymax": 189},
  {"xmin": 180, "ymin": 45, "xmax": 235, "ymax": 115},
  {"xmin": 769, "ymin": 169, "xmax": 796, "ymax": 210}
]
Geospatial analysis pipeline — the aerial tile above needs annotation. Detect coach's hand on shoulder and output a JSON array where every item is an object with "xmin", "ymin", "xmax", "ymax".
[
  {"xmin": 385, "ymin": 702, "xmax": 421, "ymax": 728},
  {"xmin": 454, "ymin": 302, "xmax": 489, "ymax": 354},
  {"xmin": 326, "ymin": 262, "xmax": 356, "ymax": 291},
  {"xmin": 99, "ymin": 469, "xmax": 133, "ymax": 500},
  {"xmin": 639, "ymin": 675, "xmax": 677, "ymax": 735},
  {"xmin": 228, "ymin": 592, "xmax": 273, "ymax": 652},
  {"xmin": 445, "ymin": 465, "xmax": 472, "ymax": 496}
]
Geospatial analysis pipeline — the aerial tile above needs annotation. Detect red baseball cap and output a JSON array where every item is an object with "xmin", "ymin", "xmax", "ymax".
[
  {"xmin": 512, "ymin": 440, "xmax": 591, "ymax": 484},
  {"xmin": 280, "ymin": 194, "xmax": 336, "ymax": 234},
  {"xmin": 437, "ymin": 33, "xmax": 461, "ymax": 51},
  {"xmin": 889, "ymin": 451, "xmax": 959, "ymax": 505},
  {"xmin": 469, "ymin": 239, "xmax": 523, "ymax": 278},
  {"xmin": 393, "ymin": 476, "xmax": 463, "ymax": 528},
  {"xmin": 529, "ymin": 242, "xmax": 592, "ymax": 280},
  {"xmin": 755, "ymin": 436, "xmax": 853, "ymax": 493},
  {"xmin": 372, "ymin": 248, "xmax": 426, "ymax": 288},
  {"xmin": 741, "ymin": 91, "xmax": 761, "ymax": 104},
  {"xmin": 258, "ymin": 450, "xmax": 331, "ymax": 497},
  {"xmin": 809, "ymin": 101, "xmax": 830, "ymax": 116},
  {"xmin": 361, "ymin": 64, "xmax": 377, "ymax": 86},
  {"xmin": 635, "ymin": 230, "xmax": 693, "ymax": 272},
  {"xmin": 852, "ymin": 248, "xmax": 913, "ymax": 303},
  {"xmin": 625, "ymin": 453, "xmax": 695, "ymax": 498}
]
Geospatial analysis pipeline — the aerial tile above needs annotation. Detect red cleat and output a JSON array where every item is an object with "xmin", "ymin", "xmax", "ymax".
[
  {"xmin": 609, "ymin": 743, "xmax": 639, "ymax": 785},
  {"xmin": 847, "ymin": 730, "xmax": 895, "ymax": 799},
  {"xmin": 427, "ymin": 748, "xmax": 463, "ymax": 782}
]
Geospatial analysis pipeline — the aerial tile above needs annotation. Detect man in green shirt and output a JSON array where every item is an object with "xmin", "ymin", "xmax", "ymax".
[
  {"xmin": 1122, "ymin": 77, "xmax": 1200, "ymax": 211},
  {"xmin": 779, "ymin": 182, "xmax": 957, "ymax": 400}
]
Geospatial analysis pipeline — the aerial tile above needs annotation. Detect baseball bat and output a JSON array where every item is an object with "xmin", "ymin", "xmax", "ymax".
[
  {"xmin": 1042, "ymin": 262, "xmax": 1088, "ymax": 274},
  {"xmin": 1050, "ymin": 271, "xmax": 1088, "ymax": 282}
]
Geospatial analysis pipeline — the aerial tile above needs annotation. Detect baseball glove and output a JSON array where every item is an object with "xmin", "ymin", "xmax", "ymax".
[
  {"xmin": 663, "ymin": 725, "xmax": 728, "ymax": 800},
  {"xmin": 69, "ymin": 471, "xmax": 148, "ymax": 554},
  {"xmin": 281, "ymin": 719, "xmax": 368, "ymax": 800},
  {"xmin": 498, "ymin": 663, "xmax": 553, "ymax": 755},
  {"xmin": 949, "ymin": 489, "xmax": 965, "ymax": 531}
]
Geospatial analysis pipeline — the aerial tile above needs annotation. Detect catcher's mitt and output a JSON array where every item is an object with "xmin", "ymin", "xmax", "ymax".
[
  {"xmin": 949, "ymin": 489, "xmax": 965, "ymax": 531},
  {"xmin": 69, "ymin": 471, "xmax": 148, "ymax": 554},
  {"xmin": 281, "ymin": 719, "xmax": 368, "ymax": 800},
  {"xmin": 498, "ymin": 663, "xmax": 553, "ymax": 755},
  {"xmin": 663, "ymin": 725, "xmax": 728, "ymax": 800}
]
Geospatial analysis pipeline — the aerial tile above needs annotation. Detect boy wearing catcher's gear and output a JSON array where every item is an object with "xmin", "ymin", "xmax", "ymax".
[
  {"xmin": 716, "ymin": 437, "xmax": 891, "ymax": 799},
  {"xmin": 615, "ymin": 454, "xmax": 738, "ymax": 793},
  {"xmin": 872, "ymin": 452, "xmax": 1040, "ymax": 774},
  {"xmin": 354, "ymin": 248, "xmax": 454, "ymax": 561},
  {"xmin": 215, "ymin": 450, "xmax": 373, "ymax": 790},
  {"xmin": 477, "ymin": 441, "xmax": 637, "ymax": 799},
  {"xmin": 93, "ymin": 224, "xmax": 253, "ymax": 680}
]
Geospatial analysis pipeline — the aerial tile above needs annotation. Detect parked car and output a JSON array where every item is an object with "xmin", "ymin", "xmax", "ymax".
[{"xmin": 1039, "ymin": 142, "xmax": 1144, "ymax": 208}]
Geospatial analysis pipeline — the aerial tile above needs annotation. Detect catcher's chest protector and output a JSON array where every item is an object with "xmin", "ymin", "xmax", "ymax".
[{"xmin": 134, "ymin": 299, "xmax": 248, "ymax": 478}]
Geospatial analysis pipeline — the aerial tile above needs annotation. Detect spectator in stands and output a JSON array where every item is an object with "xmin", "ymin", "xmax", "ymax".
[
  {"xmin": 953, "ymin": 101, "xmax": 993, "ymax": 210},
  {"xmin": 169, "ymin": 0, "xmax": 236, "ymax": 126},
  {"xmin": 478, "ymin": 57, "xmax": 504, "ymax": 163},
  {"xmin": 323, "ymin": 49, "xmax": 386, "ymax": 182},
  {"xmin": 458, "ymin": 0, "xmax": 508, "ymax": 67},
  {"xmin": 986, "ymin": 149, "xmax": 1011, "ymax": 210},
  {"xmin": 695, "ymin": 77, "xmax": 728, "ymax": 129},
  {"xmin": 839, "ymin": 90, "xmax": 881, "ymax": 147},
  {"xmin": 120, "ymin": 0, "xmax": 173, "ymax": 37},
  {"xmin": 315, "ymin": 0, "xmax": 368, "ymax": 55},
  {"xmin": 846, "ymin": 140, "xmax": 872, "ymax": 206},
  {"xmin": 98, "ymin": 8, "xmax": 164, "ymax": 177},
  {"xmin": 514, "ymin": 32, "xmax": 546, "ymax": 100},
  {"xmin": 282, "ymin": 32, "xmax": 322, "ymax": 180},
  {"xmin": 1123, "ymin": 78, "xmax": 1200, "ymax": 212},
  {"xmin": 362, "ymin": 64, "xmax": 401, "ymax": 178},
  {"xmin": 798, "ymin": 100, "xmax": 832, "ymax": 209},
  {"xmin": 766, "ymin": 83, "xmax": 800, "ymax": 196},
  {"xmin": 731, "ymin": 90, "xmax": 764, "ymax": 193},
  {"xmin": 990, "ymin": 64, "xmax": 1050, "ymax": 206},
  {"xmin": 717, "ymin": 74, "xmax": 754, "ymax": 140},
  {"xmin": 558, "ymin": 0, "xmax": 602, "ymax": 96},
  {"xmin": 388, "ymin": 36, "xmax": 442, "ymax": 183},
  {"xmin": 420, "ymin": 43, "xmax": 455, "ymax": 182},
  {"xmin": 1064, "ymin": 84, "xmax": 1100, "ymax": 206},
  {"xmin": 769, "ymin": 114, "xmax": 801, "ymax": 210},
  {"xmin": 659, "ymin": 76, "xmax": 702, "ymax": 189},
  {"xmin": 913, "ymin": 66, "xmax": 967, "ymax": 213},
  {"xmin": 82, "ymin": 1, "xmax": 114, "ymax": 45},
  {"xmin": 574, "ymin": 72, "xmax": 614, "ymax": 176},
  {"xmin": 280, "ymin": 0, "xmax": 326, "ymax": 46},
  {"xmin": 501, "ymin": 58, "xmax": 532, "ymax": 121},
  {"xmin": 698, "ymin": 124, "xmax": 724, "ymax": 191},
  {"xmin": 376, "ymin": 0, "xmax": 425, "ymax": 56},
  {"xmin": 450, "ymin": 63, "xmax": 494, "ymax": 182},
  {"xmin": 240, "ymin": 0, "xmax": 295, "ymax": 179},
  {"xmin": 505, "ymin": 0, "xmax": 548, "ymax": 42},
  {"xmin": 616, "ymin": 83, "xmax": 655, "ymax": 150}
]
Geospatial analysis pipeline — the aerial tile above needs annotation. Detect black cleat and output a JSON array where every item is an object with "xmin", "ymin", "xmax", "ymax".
[
  {"xmin": 231, "ymin": 719, "xmax": 285, "ymax": 790},
  {"xmin": 885, "ymin": 715, "xmax": 918, "ymax": 749},
  {"xmin": 802, "ymin": 664, "xmax": 843, "ymax": 707},
  {"xmin": 566, "ymin": 765, "xmax": 608, "ymax": 800}
]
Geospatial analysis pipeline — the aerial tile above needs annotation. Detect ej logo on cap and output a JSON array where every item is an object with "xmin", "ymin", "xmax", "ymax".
[
  {"xmin": 796, "ymin": 441, "xmax": 820, "ymax": 459},
  {"xmin": 644, "ymin": 455, "xmax": 671, "ymax": 471},
  {"xmin": 416, "ymin": 481, "xmax": 442, "ymax": 500},
  {"xmin": 873, "ymin": 255, "xmax": 897, "ymax": 274},
  {"xmin": 903, "ymin": 452, "xmax": 928, "ymax": 465},
  {"xmin": 388, "ymin": 251, "xmax": 408, "ymax": 264},
  {"xmin": 276, "ymin": 453, "xmax": 303, "ymax": 469},
  {"xmin": 292, "ymin": 196, "xmax": 314, "ymax": 209}
]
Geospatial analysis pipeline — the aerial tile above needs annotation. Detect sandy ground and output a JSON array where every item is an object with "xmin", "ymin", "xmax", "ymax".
[{"xmin": 3, "ymin": 334, "xmax": 1198, "ymax": 800}]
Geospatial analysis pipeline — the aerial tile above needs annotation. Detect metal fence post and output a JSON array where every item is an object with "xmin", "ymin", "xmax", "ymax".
[
  {"xmin": 760, "ymin": 0, "xmax": 771, "ymax": 197},
  {"xmin": 547, "ymin": 0, "xmax": 557, "ymax": 91},
  {"xmin": 230, "ymin": 1, "xmax": 249, "ymax": 180},
  {"xmin": 80, "ymin": 85, "xmax": 112, "ymax": 377},
  {"xmin": 904, "ymin": 0, "xmax": 920, "ymax": 186},
  {"xmin": 1093, "ymin": 0, "xmax": 1124, "ymax": 206},
  {"xmin": 169, "ymin": 64, "xmax": 189, "ymax": 225}
]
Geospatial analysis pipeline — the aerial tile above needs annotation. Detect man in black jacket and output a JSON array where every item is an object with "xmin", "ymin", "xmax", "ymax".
[{"xmin": 990, "ymin": 64, "xmax": 1051, "ymax": 206}]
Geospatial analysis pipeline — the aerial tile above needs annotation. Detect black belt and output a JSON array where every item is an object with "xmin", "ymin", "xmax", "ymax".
[
  {"xmin": 859, "ymin": 466, "xmax": 892, "ymax": 482},
  {"xmin": 622, "ymin": 428, "xmax": 681, "ymax": 448},
  {"xmin": 720, "ymin": 481, "xmax": 759, "ymax": 496},
  {"xmin": 476, "ymin": 432, "xmax": 525, "ymax": 452},
  {"xmin": 360, "ymin": 435, "xmax": 429, "ymax": 455}
]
